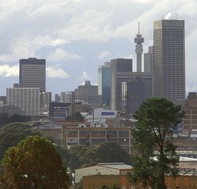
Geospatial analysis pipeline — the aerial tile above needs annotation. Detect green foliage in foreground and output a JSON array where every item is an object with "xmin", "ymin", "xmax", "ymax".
[
  {"xmin": 2, "ymin": 136, "xmax": 68, "ymax": 189},
  {"xmin": 0, "ymin": 122, "xmax": 131, "ymax": 173},
  {"xmin": 0, "ymin": 123, "xmax": 42, "ymax": 161},
  {"xmin": 128, "ymin": 98, "xmax": 184, "ymax": 189}
]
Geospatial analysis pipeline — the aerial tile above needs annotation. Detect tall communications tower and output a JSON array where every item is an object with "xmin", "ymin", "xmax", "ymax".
[{"xmin": 134, "ymin": 22, "xmax": 144, "ymax": 72}]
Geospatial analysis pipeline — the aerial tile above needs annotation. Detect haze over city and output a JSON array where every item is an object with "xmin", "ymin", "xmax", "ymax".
[{"xmin": 0, "ymin": 0, "xmax": 196, "ymax": 96}]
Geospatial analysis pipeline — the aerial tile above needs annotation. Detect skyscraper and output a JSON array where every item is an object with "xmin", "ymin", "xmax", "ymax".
[
  {"xmin": 19, "ymin": 58, "xmax": 46, "ymax": 92},
  {"xmin": 153, "ymin": 19, "xmax": 185, "ymax": 102},
  {"xmin": 98, "ymin": 62, "xmax": 111, "ymax": 107}
]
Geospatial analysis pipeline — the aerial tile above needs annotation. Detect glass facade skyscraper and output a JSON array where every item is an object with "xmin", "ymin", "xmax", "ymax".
[{"xmin": 98, "ymin": 63, "xmax": 111, "ymax": 107}]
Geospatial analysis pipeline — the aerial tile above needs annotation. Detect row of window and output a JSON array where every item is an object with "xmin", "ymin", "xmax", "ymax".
[{"xmin": 66, "ymin": 130, "xmax": 130, "ymax": 137}]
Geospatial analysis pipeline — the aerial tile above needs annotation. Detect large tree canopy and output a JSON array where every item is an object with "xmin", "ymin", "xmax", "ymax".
[
  {"xmin": 68, "ymin": 143, "xmax": 131, "ymax": 171},
  {"xmin": 128, "ymin": 98, "xmax": 183, "ymax": 189},
  {"xmin": 0, "ymin": 113, "xmax": 31, "ymax": 127},
  {"xmin": 68, "ymin": 145, "xmax": 90, "ymax": 171},
  {"xmin": 94, "ymin": 142, "xmax": 131, "ymax": 164},
  {"xmin": 2, "ymin": 136, "xmax": 68, "ymax": 189},
  {"xmin": 0, "ymin": 123, "xmax": 42, "ymax": 161},
  {"xmin": 0, "ymin": 113, "xmax": 10, "ymax": 127}
]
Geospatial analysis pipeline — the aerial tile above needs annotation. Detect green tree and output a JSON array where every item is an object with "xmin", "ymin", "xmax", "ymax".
[
  {"xmin": 68, "ymin": 145, "xmax": 89, "ymax": 171},
  {"xmin": 68, "ymin": 143, "xmax": 131, "ymax": 171},
  {"xmin": 0, "ymin": 123, "xmax": 42, "ymax": 161},
  {"xmin": 9, "ymin": 114, "xmax": 31, "ymax": 122},
  {"xmin": 128, "ymin": 98, "xmax": 183, "ymax": 189},
  {"xmin": 55, "ymin": 145, "xmax": 70, "ymax": 168},
  {"xmin": 2, "ymin": 136, "xmax": 68, "ymax": 189},
  {"xmin": 82, "ymin": 146, "xmax": 98, "ymax": 167},
  {"xmin": 94, "ymin": 142, "xmax": 131, "ymax": 164},
  {"xmin": 0, "ymin": 113, "xmax": 10, "ymax": 127}
]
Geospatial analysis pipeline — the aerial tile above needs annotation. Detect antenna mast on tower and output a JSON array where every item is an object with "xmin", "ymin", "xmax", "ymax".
[{"xmin": 134, "ymin": 21, "xmax": 144, "ymax": 72}]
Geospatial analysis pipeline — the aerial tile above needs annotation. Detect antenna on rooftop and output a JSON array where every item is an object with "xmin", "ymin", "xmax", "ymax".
[{"xmin": 138, "ymin": 21, "xmax": 140, "ymax": 35}]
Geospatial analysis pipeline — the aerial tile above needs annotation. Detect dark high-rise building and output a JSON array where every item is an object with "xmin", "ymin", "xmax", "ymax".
[
  {"xmin": 153, "ymin": 19, "xmax": 185, "ymax": 102},
  {"xmin": 144, "ymin": 46, "xmax": 153, "ymax": 73},
  {"xmin": 19, "ymin": 58, "xmax": 46, "ymax": 92},
  {"xmin": 124, "ymin": 77, "xmax": 148, "ymax": 114},
  {"xmin": 110, "ymin": 58, "xmax": 133, "ymax": 111}
]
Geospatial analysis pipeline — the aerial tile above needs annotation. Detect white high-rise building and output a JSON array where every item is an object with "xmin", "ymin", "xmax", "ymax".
[
  {"xmin": 40, "ymin": 92, "xmax": 52, "ymax": 113},
  {"xmin": 6, "ymin": 88, "xmax": 40, "ymax": 116},
  {"xmin": 60, "ymin": 91, "xmax": 73, "ymax": 103}
]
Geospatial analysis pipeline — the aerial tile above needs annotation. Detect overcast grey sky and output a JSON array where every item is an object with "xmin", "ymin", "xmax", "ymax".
[{"xmin": 0, "ymin": 0, "xmax": 196, "ymax": 97}]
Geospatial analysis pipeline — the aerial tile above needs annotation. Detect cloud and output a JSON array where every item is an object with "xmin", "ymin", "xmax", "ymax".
[
  {"xmin": 0, "ymin": 63, "xmax": 70, "ymax": 79},
  {"xmin": 46, "ymin": 66, "xmax": 70, "ymax": 79},
  {"xmin": 47, "ymin": 49, "xmax": 81, "ymax": 62},
  {"xmin": 0, "ymin": 0, "xmax": 196, "ymax": 95},
  {"xmin": 98, "ymin": 51, "xmax": 111, "ymax": 60},
  {"xmin": 106, "ymin": 0, "xmax": 141, "ymax": 5},
  {"xmin": 132, "ymin": 0, "xmax": 158, "ymax": 3},
  {"xmin": 32, "ymin": 35, "xmax": 66, "ymax": 47},
  {"xmin": 80, "ymin": 72, "xmax": 90, "ymax": 81},
  {"xmin": 0, "ymin": 64, "xmax": 19, "ymax": 77},
  {"xmin": 57, "ymin": 9, "xmax": 113, "ymax": 42},
  {"xmin": 164, "ymin": 12, "xmax": 177, "ymax": 19}
]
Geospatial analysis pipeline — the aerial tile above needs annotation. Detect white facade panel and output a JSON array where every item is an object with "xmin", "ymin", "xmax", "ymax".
[{"xmin": 94, "ymin": 108, "xmax": 117, "ymax": 119}]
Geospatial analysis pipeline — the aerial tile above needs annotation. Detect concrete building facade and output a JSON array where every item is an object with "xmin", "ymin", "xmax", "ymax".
[
  {"xmin": 19, "ymin": 58, "xmax": 46, "ymax": 92},
  {"xmin": 153, "ymin": 19, "xmax": 185, "ymax": 103},
  {"xmin": 144, "ymin": 46, "xmax": 153, "ymax": 73},
  {"xmin": 183, "ymin": 92, "xmax": 197, "ymax": 137},
  {"xmin": 60, "ymin": 91, "xmax": 73, "ymax": 103},
  {"xmin": 75, "ymin": 81, "xmax": 102, "ymax": 105},
  {"xmin": 62, "ymin": 126, "xmax": 132, "ymax": 154},
  {"xmin": 6, "ymin": 87, "xmax": 40, "ymax": 116},
  {"xmin": 40, "ymin": 92, "xmax": 52, "ymax": 113}
]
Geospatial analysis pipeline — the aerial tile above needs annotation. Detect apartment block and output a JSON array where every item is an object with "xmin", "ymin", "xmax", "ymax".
[{"xmin": 6, "ymin": 87, "xmax": 40, "ymax": 116}]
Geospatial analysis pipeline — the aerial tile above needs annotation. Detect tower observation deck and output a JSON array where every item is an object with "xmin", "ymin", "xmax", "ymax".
[{"xmin": 134, "ymin": 22, "xmax": 144, "ymax": 72}]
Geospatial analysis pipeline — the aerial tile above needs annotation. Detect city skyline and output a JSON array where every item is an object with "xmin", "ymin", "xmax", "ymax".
[{"xmin": 0, "ymin": 0, "xmax": 196, "ymax": 97}]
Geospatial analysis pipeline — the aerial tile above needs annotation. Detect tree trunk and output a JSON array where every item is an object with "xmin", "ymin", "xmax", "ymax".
[{"xmin": 157, "ymin": 175, "xmax": 167, "ymax": 189}]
